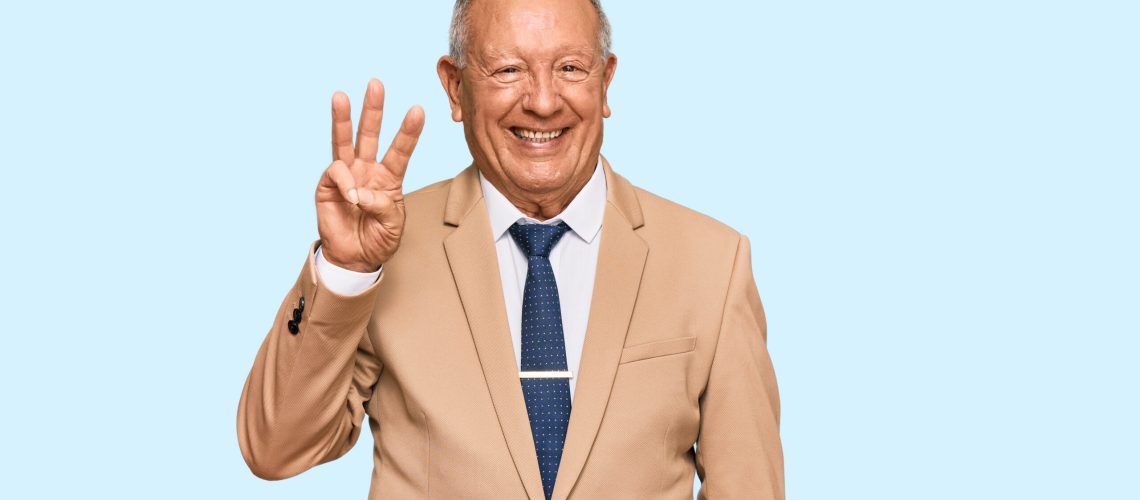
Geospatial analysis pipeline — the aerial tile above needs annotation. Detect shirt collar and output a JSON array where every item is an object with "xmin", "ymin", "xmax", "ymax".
[{"xmin": 479, "ymin": 158, "xmax": 607, "ymax": 243}]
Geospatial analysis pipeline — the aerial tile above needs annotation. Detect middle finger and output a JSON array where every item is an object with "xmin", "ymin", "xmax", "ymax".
[{"xmin": 355, "ymin": 78, "xmax": 385, "ymax": 163}]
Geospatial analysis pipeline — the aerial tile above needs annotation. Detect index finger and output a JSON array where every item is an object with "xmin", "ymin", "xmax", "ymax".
[
  {"xmin": 331, "ymin": 91, "xmax": 355, "ymax": 163},
  {"xmin": 379, "ymin": 105, "xmax": 426, "ymax": 180},
  {"xmin": 355, "ymin": 78, "xmax": 385, "ymax": 163}
]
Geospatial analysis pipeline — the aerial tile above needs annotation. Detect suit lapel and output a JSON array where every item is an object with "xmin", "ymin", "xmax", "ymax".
[
  {"xmin": 442, "ymin": 160, "xmax": 648, "ymax": 500},
  {"xmin": 552, "ymin": 159, "xmax": 648, "ymax": 500},
  {"xmin": 442, "ymin": 167, "xmax": 546, "ymax": 500}
]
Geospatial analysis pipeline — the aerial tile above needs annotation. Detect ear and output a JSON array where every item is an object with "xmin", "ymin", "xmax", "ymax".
[
  {"xmin": 601, "ymin": 53, "xmax": 618, "ymax": 118},
  {"xmin": 437, "ymin": 56, "xmax": 464, "ymax": 122}
]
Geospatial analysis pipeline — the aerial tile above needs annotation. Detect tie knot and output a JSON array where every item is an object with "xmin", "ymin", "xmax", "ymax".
[{"xmin": 508, "ymin": 221, "xmax": 571, "ymax": 258}]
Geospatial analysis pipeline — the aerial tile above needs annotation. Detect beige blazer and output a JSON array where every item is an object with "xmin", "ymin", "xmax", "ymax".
[{"xmin": 237, "ymin": 158, "xmax": 784, "ymax": 499}]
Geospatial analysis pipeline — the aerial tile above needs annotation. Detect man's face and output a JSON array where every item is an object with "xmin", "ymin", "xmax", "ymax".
[{"xmin": 439, "ymin": 0, "xmax": 617, "ymax": 206}]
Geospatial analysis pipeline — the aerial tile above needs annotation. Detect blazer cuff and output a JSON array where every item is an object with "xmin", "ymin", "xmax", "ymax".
[
  {"xmin": 296, "ymin": 241, "xmax": 383, "ymax": 336},
  {"xmin": 314, "ymin": 245, "xmax": 382, "ymax": 296}
]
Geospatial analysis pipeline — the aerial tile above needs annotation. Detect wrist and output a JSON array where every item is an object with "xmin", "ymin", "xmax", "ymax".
[{"xmin": 319, "ymin": 245, "xmax": 381, "ymax": 273}]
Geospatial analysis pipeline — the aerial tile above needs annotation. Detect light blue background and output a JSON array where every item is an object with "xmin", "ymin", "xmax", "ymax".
[{"xmin": 1, "ymin": 1, "xmax": 1136, "ymax": 498}]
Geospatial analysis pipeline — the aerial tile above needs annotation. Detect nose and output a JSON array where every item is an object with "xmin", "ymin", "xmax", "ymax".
[{"xmin": 521, "ymin": 72, "xmax": 563, "ymax": 117}]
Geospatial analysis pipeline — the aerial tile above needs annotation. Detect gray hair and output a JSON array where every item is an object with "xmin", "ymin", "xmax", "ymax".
[{"xmin": 448, "ymin": 0, "xmax": 612, "ymax": 68}]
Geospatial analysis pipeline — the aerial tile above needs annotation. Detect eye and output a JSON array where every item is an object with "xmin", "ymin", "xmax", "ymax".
[
  {"xmin": 493, "ymin": 66, "xmax": 525, "ymax": 82},
  {"xmin": 561, "ymin": 65, "xmax": 580, "ymax": 72}
]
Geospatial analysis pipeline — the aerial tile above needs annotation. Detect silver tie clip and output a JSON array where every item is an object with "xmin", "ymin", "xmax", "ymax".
[{"xmin": 519, "ymin": 370, "xmax": 574, "ymax": 379}]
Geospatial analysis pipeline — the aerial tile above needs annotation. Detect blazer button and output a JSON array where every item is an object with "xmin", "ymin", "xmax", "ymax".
[
  {"xmin": 293, "ymin": 308, "xmax": 302, "ymax": 322},
  {"xmin": 298, "ymin": 296, "xmax": 305, "ymax": 311},
  {"xmin": 287, "ymin": 320, "xmax": 299, "ymax": 335}
]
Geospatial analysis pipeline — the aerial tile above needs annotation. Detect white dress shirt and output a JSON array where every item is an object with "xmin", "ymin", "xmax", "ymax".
[{"xmin": 314, "ymin": 161, "xmax": 607, "ymax": 403}]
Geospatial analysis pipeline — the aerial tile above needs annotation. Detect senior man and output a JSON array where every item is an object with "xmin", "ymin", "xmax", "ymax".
[{"xmin": 237, "ymin": 0, "xmax": 784, "ymax": 498}]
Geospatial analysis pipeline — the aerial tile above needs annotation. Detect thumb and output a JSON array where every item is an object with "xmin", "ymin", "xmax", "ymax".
[{"xmin": 357, "ymin": 189, "xmax": 402, "ymax": 229}]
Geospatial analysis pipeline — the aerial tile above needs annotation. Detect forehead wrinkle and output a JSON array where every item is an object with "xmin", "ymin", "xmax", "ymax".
[{"xmin": 476, "ymin": 44, "xmax": 598, "ymax": 65}]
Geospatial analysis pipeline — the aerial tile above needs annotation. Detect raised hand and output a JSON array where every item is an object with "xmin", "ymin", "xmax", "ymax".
[{"xmin": 316, "ymin": 78, "xmax": 425, "ymax": 273}]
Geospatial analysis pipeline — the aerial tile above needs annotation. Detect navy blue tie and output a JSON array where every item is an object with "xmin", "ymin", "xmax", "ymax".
[{"xmin": 509, "ymin": 221, "xmax": 572, "ymax": 500}]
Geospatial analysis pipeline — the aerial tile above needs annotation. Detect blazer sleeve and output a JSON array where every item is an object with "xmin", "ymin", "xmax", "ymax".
[
  {"xmin": 236, "ymin": 241, "xmax": 384, "ymax": 480},
  {"xmin": 695, "ymin": 234, "xmax": 785, "ymax": 499}
]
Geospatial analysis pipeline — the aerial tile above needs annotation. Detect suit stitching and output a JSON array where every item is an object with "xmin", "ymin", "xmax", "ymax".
[
  {"xmin": 700, "ymin": 233, "xmax": 743, "ymax": 398},
  {"xmin": 693, "ymin": 233, "xmax": 742, "ymax": 498},
  {"xmin": 279, "ymin": 280, "xmax": 314, "ymax": 406},
  {"xmin": 279, "ymin": 249, "xmax": 322, "ymax": 402},
  {"xmin": 658, "ymin": 419, "xmax": 673, "ymax": 496},
  {"xmin": 422, "ymin": 408, "xmax": 430, "ymax": 499}
]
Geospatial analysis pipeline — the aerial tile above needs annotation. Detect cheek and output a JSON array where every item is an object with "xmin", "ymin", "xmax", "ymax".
[
  {"xmin": 562, "ymin": 84, "xmax": 605, "ymax": 119},
  {"xmin": 469, "ymin": 87, "xmax": 522, "ymax": 126}
]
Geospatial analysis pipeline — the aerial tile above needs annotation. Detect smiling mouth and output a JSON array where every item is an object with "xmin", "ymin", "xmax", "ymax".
[{"xmin": 511, "ymin": 127, "xmax": 568, "ymax": 143}]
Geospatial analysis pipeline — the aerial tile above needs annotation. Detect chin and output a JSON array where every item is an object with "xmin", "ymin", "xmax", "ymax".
[{"xmin": 506, "ymin": 160, "xmax": 575, "ymax": 194}]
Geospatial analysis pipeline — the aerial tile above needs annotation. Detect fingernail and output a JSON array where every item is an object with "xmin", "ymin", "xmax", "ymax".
[
  {"xmin": 348, "ymin": 189, "xmax": 359, "ymax": 204},
  {"xmin": 359, "ymin": 189, "xmax": 374, "ymax": 204}
]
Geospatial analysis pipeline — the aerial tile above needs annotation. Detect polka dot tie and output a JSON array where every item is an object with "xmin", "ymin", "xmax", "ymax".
[{"xmin": 508, "ymin": 221, "xmax": 572, "ymax": 500}]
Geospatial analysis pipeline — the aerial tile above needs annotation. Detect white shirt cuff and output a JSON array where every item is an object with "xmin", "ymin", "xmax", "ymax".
[{"xmin": 314, "ymin": 246, "xmax": 381, "ymax": 296}]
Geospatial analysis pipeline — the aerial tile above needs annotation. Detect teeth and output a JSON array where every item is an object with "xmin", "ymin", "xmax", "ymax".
[{"xmin": 513, "ymin": 128, "xmax": 564, "ymax": 142}]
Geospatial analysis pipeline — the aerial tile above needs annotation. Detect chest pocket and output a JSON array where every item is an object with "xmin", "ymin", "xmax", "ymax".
[{"xmin": 618, "ymin": 336, "xmax": 697, "ymax": 364}]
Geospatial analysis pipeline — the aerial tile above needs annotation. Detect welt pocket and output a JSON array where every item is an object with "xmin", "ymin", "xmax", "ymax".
[{"xmin": 618, "ymin": 336, "xmax": 697, "ymax": 364}]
